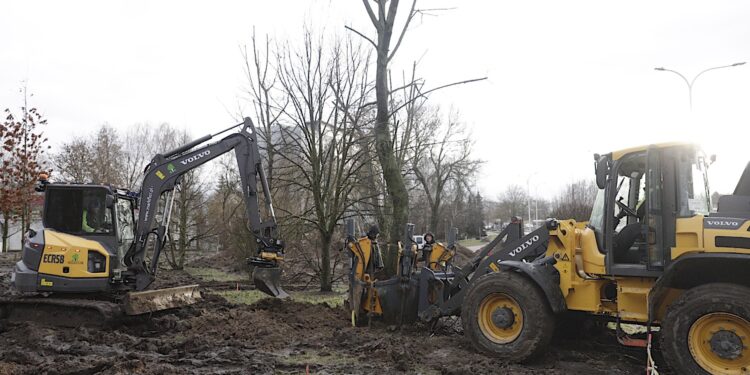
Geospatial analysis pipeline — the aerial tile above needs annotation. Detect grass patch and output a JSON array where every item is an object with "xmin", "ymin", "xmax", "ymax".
[
  {"xmin": 292, "ymin": 290, "xmax": 345, "ymax": 307},
  {"xmin": 217, "ymin": 289, "xmax": 345, "ymax": 307},
  {"xmin": 185, "ymin": 267, "xmax": 246, "ymax": 282},
  {"xmin": 217, "ymin": 290, "xmax": 267, "ymax": 305}
]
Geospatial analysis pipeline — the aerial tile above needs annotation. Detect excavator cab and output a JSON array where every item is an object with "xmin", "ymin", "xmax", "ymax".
[{"xmin": 12, "ymin": 184, "xmax": 124, "ymax": 294}]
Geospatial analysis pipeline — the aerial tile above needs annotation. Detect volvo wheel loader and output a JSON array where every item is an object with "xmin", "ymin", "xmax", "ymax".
[
  {"xmin": 1, "ymin": 117, "xmax": 287, "ymax": 325},
  {"xmin": 347, "ymin": 142, "xmax": 750, "ymax": 374}
]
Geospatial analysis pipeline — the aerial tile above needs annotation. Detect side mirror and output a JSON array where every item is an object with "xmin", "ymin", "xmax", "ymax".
[
  {"xmin": 595, "ymin": 155, "xmax": 609, "ymax": 189},
  {"xmin": 710, "ymin": 154, "xmax": 717, "ymax": 165},
  {"xmin": 105, "ymin": 194, "xmax": 115, "ymax": 209}
]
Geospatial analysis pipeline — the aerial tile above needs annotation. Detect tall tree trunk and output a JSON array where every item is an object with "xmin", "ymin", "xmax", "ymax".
[
  {"xmin": 319, "ymin": 232, "xmax": 333, "ymax": 292},
  {"xmin": 430, "ymin": 200, "xmax": 441, "ymax": 237},
  {"xmin": 177, "ymin": 197, "xmax": 188, "ymax": 270},
  {"xmin": 21, "ymin": 204, "xmax": 29, "ymax": 245},
  {"xmin": 20, "ymin": 212, "xmax": 26, "ymax": 249},
  {"xmin": 1, "ymin": 215, "xmax": 8, "ymax": 253},
  {"xmin": 371, "ymin": 0, "xmax": 410, "ymax": 275}
]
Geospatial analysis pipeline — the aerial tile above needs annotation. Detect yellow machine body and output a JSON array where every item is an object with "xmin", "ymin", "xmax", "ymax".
[
  {"xmin": 37, "ymin": 230, "xmax": 110, "ymax": 280},
  {"xmin": 344, "ymin": 142, "xmax": 750, "ymax": 373},
  {"xmin": 427, "ymin": 242, "xmax": 455, "ymax": 271}
]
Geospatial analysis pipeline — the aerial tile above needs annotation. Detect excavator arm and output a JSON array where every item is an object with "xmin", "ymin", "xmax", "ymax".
[{"xmin": 123, "ymin": 118, "xmax": 287, "ymax": 297}]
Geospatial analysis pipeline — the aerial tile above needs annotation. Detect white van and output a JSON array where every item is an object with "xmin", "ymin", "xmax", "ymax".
[{"xmin": 412, "ymin": 235, "xmax": 425, "ymax": 250}]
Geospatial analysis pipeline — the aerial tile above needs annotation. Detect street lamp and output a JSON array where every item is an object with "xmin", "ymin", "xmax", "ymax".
[
  {"xmin": 654, "ymin": 62, "xmax": 745, "ymax": 110},
  {"xmin": 526, "ymin": 172, "xmax": 538, "ymax": 228}
]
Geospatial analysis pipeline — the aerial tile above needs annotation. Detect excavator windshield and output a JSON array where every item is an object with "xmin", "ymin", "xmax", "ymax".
[{"xmin": 44, "ymin": 186, "xmax": 114, "ymax": 235}]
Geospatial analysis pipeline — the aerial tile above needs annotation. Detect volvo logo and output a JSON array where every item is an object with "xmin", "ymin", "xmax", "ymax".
[
  {"xmin": 509, "ymin": 235, "xmax": 539, "ymax": 257},
  {"xmin": 143, "ymin": 187, "xmax": 154, "ymax": 222},
  {"xmin": 704, "ymin": 218, "xmax": 746, "ymax": 230},
  {"xmin": 180, "ymin": 150, "xmax": 211, "ymax": 165},
  {"xmin": 707, "ymin": 220, "xmax": 740, "ymax": 226}
]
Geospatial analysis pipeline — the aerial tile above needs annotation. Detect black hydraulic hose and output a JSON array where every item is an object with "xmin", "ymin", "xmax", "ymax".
[
  {"xmin": 162, "ymin": 120, "xmax": 245, "ymax": 159},
  {"xmin": 162, "ymin": 134, "xmax": 213, "ymax": 159}
]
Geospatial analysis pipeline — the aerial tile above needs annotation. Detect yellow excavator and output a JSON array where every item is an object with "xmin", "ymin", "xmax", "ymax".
[
  {"xmin": 347, "ymin": 142, "xmax": 750, "ymax": 374},
  {"xmin": 1, "ymin": 118, "xmax": 287, "ymax": 325}
]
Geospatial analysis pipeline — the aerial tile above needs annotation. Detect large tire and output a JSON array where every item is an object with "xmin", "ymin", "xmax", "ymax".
[
  {"xmin": 661, "ymin": 283, "xmax": 750, "ymax": 375},
  {"xmin": 461, "ymin": 271, "xmax": 555, "ymax": 362}
]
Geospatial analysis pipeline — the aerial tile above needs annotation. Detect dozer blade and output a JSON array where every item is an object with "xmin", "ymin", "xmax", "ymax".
[
  {"xmin": 122, "ymin": 284, "xmax": 201, "ymax": 315},
  {"xmin": 253, "ymin": 267, "xmax": 289, "ymax": 299}
]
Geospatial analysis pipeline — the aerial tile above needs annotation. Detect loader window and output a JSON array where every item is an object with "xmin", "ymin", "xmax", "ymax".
[
  {"xmin": 614, "ymin": 176, "xmax": 631, "ymax": 232},
  {"xmin": 676, "ymin": 151, "xmax": 711, "ymax": 217},
  {"xmin": 610, "ymin": 152, "xmax": 647, "ymax": 264},
  {"xmin": 589, "ymin": 189, "xmax": 605, "ymax": 233}
]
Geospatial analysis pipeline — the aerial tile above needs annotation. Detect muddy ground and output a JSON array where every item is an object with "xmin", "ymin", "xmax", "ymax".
[{"xmin": 0, "ymin": 252, "xmax": 647, "ymax": 374}]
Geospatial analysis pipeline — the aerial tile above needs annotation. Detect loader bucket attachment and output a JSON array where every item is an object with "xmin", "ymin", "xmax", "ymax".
[
  {"xmin": 253, "ymin": 267, "xmax": 290, "ymax": 299},
  {"xmin": 123, "ymin": 284, "xmax": 202, "ymax": 315}
]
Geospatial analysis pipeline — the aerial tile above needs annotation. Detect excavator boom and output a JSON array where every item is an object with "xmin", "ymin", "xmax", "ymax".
[{"xmin": 123, "ymin": 117, "xmax": 287, "ymax": 297}]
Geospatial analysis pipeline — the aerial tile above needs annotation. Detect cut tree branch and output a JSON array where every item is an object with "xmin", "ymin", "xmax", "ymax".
[
  {"xmin": 389, "ymin": 77, "xmax": 488, "ymax": 119},
  {"xmin": 344, "ymin": 26, "xmax": 378, "ymax": 49}
]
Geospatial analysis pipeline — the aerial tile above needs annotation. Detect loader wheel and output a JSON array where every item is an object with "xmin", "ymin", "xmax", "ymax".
[
  {"xmin": 462, "ymin": 272, "xmax": 554, "ymax": 362},
  {"xmin": 661, "ymin": 283, "xmax": 750, "ymax": 375}
]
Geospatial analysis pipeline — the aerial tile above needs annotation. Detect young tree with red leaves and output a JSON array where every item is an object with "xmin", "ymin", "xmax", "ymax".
[{"xmin": 0, "ymin": 105, "xmax": 50, "ymax": 252}]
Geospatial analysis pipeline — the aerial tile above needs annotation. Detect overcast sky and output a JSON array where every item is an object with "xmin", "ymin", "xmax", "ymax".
[{"xmin": 2, "ymin": 1, "xmax": 749, "ymax": 199}]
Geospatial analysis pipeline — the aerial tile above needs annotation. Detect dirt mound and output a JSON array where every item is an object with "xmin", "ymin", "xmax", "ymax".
[
  {"xmin": 186, "ymin": 250, "xmax": 243, "ymax": 272},
  {"xmin": 0, "ymin": 291, "xmax": 647, "ymax": 374},
  {"xmin": 149, "ymin": 268, "xmax": 202, "ymax": 289},
  {"xmin": 453, "ymin": 243, "xmax": 476, "ymax": 265}
]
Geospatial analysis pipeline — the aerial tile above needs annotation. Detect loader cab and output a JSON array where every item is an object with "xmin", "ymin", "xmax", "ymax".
[{"xmin": 590, "ymin": 143, "xmax": 711, "ymax": 277}]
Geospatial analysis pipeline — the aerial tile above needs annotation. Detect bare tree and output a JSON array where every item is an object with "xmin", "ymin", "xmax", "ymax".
[
  {"xmin": 242, "ymin": 29, "xmax": 286, "ymax": 192},
  {"xmin": 352, "ymin": 0, "xmax": 417, "ymax": 262},
  {"xmin": 121, "ymin": 123, "xmax": 156, "ymax": 190},
  {"xmin": 549, "ymin": 180, "xmax": 598, "ymax": 221},
  {"xmin": 54, "ymin": 137, "xmax": 92, "ymax": 183},
  {"xmin": 349, "ymin": 2, "xmax": 487, "ymax": 274},
  {"xmin": 412, "ymin": 107, "xmax": 481, "ymax": 233},
  {"xmin": 89, "ymin": 124, "xmax": 125, "ymax": 186},
  {"xmin": 496, "ymin": 184, "xmax": 528, "ymax": 220},
  {"xmin": 273, "ymin": 31, "xmax": 371, "ymax": 291}
]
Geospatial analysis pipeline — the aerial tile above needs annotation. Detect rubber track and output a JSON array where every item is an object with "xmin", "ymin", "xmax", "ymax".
[{"xmin": 0, "ymin": 296, "xmax": 125, "ymax": 327}]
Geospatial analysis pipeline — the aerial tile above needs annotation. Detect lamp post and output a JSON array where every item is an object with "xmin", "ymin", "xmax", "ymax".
[
  {"xmin": 526, "ymin": 172, "xmax": 538, "ymax": 228},
  {"xmin": 654, "ymin": 62, "xmax": 745, "ymax": 110}
]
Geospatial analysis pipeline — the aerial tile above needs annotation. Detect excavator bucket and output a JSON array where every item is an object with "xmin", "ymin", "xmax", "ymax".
[
  {"xmin": 253, "ymin": 267, "xmax": 290, "ymax": 299},
  {"xmin": 122, "ymin": 284, "xmax": 202, "ymax": 315}
]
